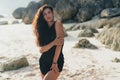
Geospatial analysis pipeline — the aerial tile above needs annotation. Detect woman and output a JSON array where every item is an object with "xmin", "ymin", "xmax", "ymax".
[{"xmin": 32, "ymin": 4, "xmax": 64, "ymax": 80}]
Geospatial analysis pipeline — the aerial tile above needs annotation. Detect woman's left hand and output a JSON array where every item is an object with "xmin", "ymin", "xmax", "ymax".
[{"xmin": 50, "ymin": 63, "xmax": 59, "ymax": 74}]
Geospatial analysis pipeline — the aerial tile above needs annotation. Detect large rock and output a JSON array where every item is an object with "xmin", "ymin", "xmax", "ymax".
[
  {"xmin": 104, "ymin": 0, "xmax": 113, "ymax": 8},
  {"xmin": 73, "ymin": 39, "xmax": 98, "ymax": 49},
  {"xmin": 80, "ymin": 27, "xmax": 98, "ymax": 33},
  {"xmin": 0, "ymin": 55, "xmax": 29, "ymax": 72},
  {"xmin": 67, "ymin": 16, "xmax": 120, "ymax": 30},
  {"xmin": 12, "ymin": 7, "xmax": 26, "ymax": 19},
  {"xmin": 22, "ymin": 1, "xmax": 43, "ymax": 24},
  {"xmin": 76, "ymin": 8, "xmax": 94, "ymax": 22},
  {"xmin": 103, "ymin": 17, "xmax": 120, "ymax": 29},
  {"xmin": 112, "ymin": 0, "xmax": 120, "ymax": 8},
  {"xmin": 75, "ymin": 0, "xmax": 104, "ymax": 22},
  {"xmin": 79, "ymin": 0, "xmax": 104, "ymax": 15},
  {"xmin": 97, "ymin": 23, "xmax": 120, "ymax": 51},
  {"xmin": 12, "ymin": 0, "xmax": 120, "ymax": 23},
  {"xmin": 0, "ymin": 21, "xmax": 8, "ymax": 25},
  {"xmin": 42, "ymin": 0, "xmax": 58, "ymax": 7},
  {"xmin": 78, "ymin": 29, "xmax": 95, "ymax": 37},
  {"xmin": 54, "ymin": 0, "xmax": 77, "ymax": 21},
  {"xmin": 101, "ymin": 8, "xmax": 120, "ymax": 18}
]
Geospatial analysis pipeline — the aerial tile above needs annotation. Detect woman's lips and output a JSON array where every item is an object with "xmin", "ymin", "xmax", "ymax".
[{"xmin": 47, "ymin": 17, "xmax": 51, "ymax": 20}]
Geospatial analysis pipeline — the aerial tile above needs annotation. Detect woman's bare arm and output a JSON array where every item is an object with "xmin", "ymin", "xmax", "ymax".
[
  {"xmin": 39, "ymin": 41, "xmax": 55, "ymax": 53},
  {"xmin": 53, "ymin": 21, "xmax": 64, "ymax": 63},
  {"xmin": 39, "ymin": 34, "xmax": 64, "ymax": 53}
]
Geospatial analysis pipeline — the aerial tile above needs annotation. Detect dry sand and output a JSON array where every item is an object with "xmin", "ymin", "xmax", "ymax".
[{"xmin": 0, "ymin": 17, "xmax": 120, "ymax": 80}]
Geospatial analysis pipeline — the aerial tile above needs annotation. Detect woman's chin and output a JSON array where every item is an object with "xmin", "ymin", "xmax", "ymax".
[{"xmin": 47, "ymin": 19, "xmax": 53, "ymax": 22}]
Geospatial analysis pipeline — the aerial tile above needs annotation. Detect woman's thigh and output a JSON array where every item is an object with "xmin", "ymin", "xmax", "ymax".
[
  {"xmin": 41, "ymin": 73, "xmax": 45, "ymax": 80},
  {"xmin": 43, "ymin": 70, "xmax": 60, "ymax": 80}
]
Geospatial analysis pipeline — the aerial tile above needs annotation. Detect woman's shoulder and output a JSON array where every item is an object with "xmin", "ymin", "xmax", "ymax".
[
  {"xmin": 55, "ymin": 20, "xmax": 63, "ymax": 26},
  {"xmin": 54, "ymin": 20, "xmax": 64, "ymax": 33}
]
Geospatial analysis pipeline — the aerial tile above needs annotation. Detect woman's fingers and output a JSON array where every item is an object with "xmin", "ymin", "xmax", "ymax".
[
  {"xmin": 50, "ymin": 64, "xmax": 59, "ymax": 74},
  {"xmin": 52, "ymin": 67, "xmax": 59, "ymax": 74}
]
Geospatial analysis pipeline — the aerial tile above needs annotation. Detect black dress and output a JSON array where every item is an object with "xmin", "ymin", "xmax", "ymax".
[{"xmin": 39, "ymin": 21, "xmax": 64, "ymax": 75}]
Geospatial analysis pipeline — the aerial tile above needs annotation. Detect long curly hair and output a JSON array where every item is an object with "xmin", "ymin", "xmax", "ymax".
[{"xmin": 32, "ymin": 4, "xmax": 54, "ymax": 47}]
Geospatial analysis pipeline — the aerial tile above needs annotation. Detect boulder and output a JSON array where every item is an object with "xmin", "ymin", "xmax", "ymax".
[
  {"xmin": 97, "ymin": 23, "xmax": 120, "ymax": 51},
  {"xmin": 92, "ymin": 15, "xmax": 101, "ymax": 20},
  {"xmin": 112, "ymin": 0, "xmax": 120, "ymax": 8},
  {"xmin": 76, "ymin": 8, "xmax": 94, "ymax": 22},
  {"xmin": 0, "ymin": 55, "xmax": 29, "ymax": 72},
  {"xmin": 103, "ymin": 0, "xmax": 113, "ymax": 8},
  {"xmin": 103, "ymin": 24, "xmax": 113, "ymax": 29},
  {"xmin": 78, "ymin": 29, "xmax": 95, "ymax": 37},
  {"xmin": 12, "ymin": 7, "xmax": 26, "ymax": 19},
  {"xmin": 80, "ymin": 27, "xmax": 98, "ymax": 33},
  {"xmin": 22, "ymin": 1, "xmax": 43, "ymax": 24},
  {"xmin": 11, "ymin": 0, "xmax": 120, "ymax": 24},
  {"xmin": 68, "ymin": 24, "xmax": 80, "ymax": 31},
  {"xmin": 42, "ymin": 0, "xmax": 58, "ymax": 7},
  {"xmin": 80, "ymin": 0, "xmax": 104, "ymax": 15},
  {"xmin": 75, "ymin": 0, "xmax": 104, "ymax": 22},
  {"xmin": 0, "ymin": 21, "xmax": 8, "ymax": 25},
  {"xmin": 73, "ymin": 39, "xmax": 98, "ymax": 49},
  {"xmin": 101, "ymin": 8, "xmax": 120, "ymax": 18},
  {"xmin": 54, "ymin": 0, "xmax": 77, "ymax": 21},
  {"xmin": 68, "ymin": 16, "xmax": 120, "ymax": 30}
]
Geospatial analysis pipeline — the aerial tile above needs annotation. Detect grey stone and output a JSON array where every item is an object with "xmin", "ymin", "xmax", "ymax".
[
  {"xmin": 74, "ymin": 39, "xmax": 98, "ymax": 49},
  {"xmin": 112, "ymin": 0, "xmax": 120, "ymax": 8},
  {"xmin": 22, "ymin": 1, "xmax": 43, "ymax": 24},
  {"xmin": 0, "ymin": 55, "xmax": 29, "ymax": 72},
  {"xmin": 54, "ymin": 0, "xmax": 77, "ymax": 21},
  {"xmin": 12, "ymin": 7, "xmax": 26, "ymax": 19},
  {"xmin": 101, "ymin": 8, "xmax": 120, "ymax": 18},
  {"xmin": 97, "ymin": 23, "xmax": 120, "ymax": 51},
  {"xmin": 78, "ymin": 29, "xmax": 95, "ymax": 37},
  {"xmin": 0, "ymin": 21, "xmax": 8, "ymax": 25},
  {"xmin": 12, "ymin": 20, "xmax": 19, "ymax": 24},
  {"xmin": 76, "ymin": 8, "xmax": 94, "ymax": 22}
]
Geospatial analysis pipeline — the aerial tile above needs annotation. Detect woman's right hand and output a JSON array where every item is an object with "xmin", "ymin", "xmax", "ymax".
[{"xmin": 53, "ymin": 36, "xmax": 64, "ymax": 46}]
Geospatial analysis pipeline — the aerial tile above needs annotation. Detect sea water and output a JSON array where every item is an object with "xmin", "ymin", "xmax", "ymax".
[{"xmin": 0, "ymin": 0, "xmax": 39, "ymax": 17}]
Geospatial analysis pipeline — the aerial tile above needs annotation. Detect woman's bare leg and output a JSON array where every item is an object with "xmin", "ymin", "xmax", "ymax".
[
  {"xmin": 43, "ymin": 70, "xmax": 60, "ymax": 80},
  {"xmin": 40, "ymin": 73, "xmax": 45, "ymax": 80}
]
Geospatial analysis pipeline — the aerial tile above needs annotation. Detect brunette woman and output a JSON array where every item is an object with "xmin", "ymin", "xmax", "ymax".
[{"xmin": 32, "ymin": 4, "xmax": 64, "ymax": 80}]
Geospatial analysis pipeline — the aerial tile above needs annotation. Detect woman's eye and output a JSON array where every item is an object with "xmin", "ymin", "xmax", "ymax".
[{"xmin": 43, "ymin": 13, "xmax": 46, "ymax": 16}]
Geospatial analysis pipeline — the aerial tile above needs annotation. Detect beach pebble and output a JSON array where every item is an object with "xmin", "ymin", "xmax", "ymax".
[{"xmin": 12, "ymin": 20, "xmax": 19, "ymax": 24}]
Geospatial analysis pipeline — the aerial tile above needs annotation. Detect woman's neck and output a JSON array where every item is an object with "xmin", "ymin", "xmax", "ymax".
[{"xmin": 48, "ymin": 20, "xmax": 54, "ymax": 27}]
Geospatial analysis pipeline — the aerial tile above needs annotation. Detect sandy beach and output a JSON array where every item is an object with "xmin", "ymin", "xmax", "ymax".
[{"xmin": 0, "ymin": 16, "xmax": 120, "ymax": 80}]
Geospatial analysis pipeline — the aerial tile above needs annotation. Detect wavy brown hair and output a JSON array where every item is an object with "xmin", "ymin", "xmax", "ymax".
[{"xmin": 32, "ymin": 4, "xmax": 54, "ymax": 47}]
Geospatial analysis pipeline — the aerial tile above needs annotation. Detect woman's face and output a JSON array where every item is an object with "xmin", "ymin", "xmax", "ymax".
[{"xmin": 43, "ymin": 8, "xmax": 54, "ymax": 22}]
